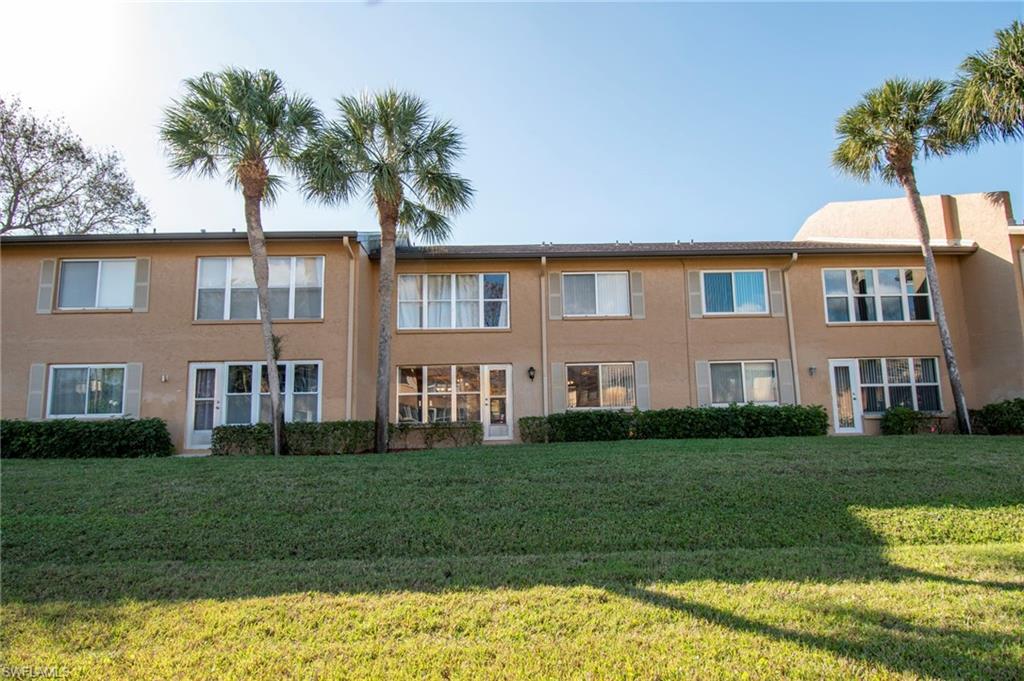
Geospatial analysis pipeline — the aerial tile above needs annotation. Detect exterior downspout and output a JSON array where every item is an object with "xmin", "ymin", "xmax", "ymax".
[
  {"xmin": 344, "ymin": 236, "xmax": 357, "ymax": 420},
  {"xmin": 540, "ymin": 256, "xmax": 549, "ymax": 416},
  {"xmin": 782, "ymin": 252, "xmax": 801, "ymax": 404}
]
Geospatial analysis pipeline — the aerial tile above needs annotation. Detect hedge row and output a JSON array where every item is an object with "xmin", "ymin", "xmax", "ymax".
[
  {"xmin": 519, "ymin": 405, "xmax": 829, "ymax": 443},
  {"xmin": 0, "ymin": 418, "xmax": 174, "ymax": 458},
  {"xmin": 971, "ymin": 398, "xmax": 1024, "ymax": 435},
  {"xmin": 211, "ymin": 420, "xmax": 484, "ymax": 455}
]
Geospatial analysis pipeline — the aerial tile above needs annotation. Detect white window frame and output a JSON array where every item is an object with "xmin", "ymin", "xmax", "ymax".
[
  {"xmin": 708, "ymin": 360, "xmax": 779, "ymax": 406},
  {"xmin": 857, "ymin": 356, "xmax": 943, "ymax": 414},
  {"xmin": 56, "ymin": 258, "xmax": 136, "ymax": 311},
  {"xmin": 397, "ymin": 273, "xmax": 510, "ymax": 330},
  {"xmin": 395, "ymin": 365, "xmax": 484, "ymax": 424},
  {"xmin": 45, "ymin": 363, "xmax": 128, "ymax": 419},
  {"xmin": 561, "ymin": 272, "xmax": 631, "ymax": 318},
  {"xmin": 700, "ymin": 270, "xmax": 769, "ymax": 316},
  {"xmin": 565, "ymin": 361, "xmax": 637, "ymax": 410},
  {"xmin": 821, "ymin": 268, "xmax": 933, "ymax": 325},
  {"xmin": 194, "ymin": 256, "xmax": 325, "ymax": 321},
  {"xmin": 221, "ymin": 360, "xmax": 324, "ymax": 425}
]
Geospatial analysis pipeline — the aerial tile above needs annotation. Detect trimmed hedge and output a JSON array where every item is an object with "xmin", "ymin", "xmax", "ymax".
[
  {"xmin": 0, "ymin": 418, "xmax": 174, "ymax": 458},
  {"xmin": 211, "ymin": 420, "xmax": 483, "ymax": 455},
  {"xmin": 971, "ymin": 398, "xmax": 1024, "ymax": 435},
  {"xmin": 519, "ymin": 405, "xmax": 829, "ymax": 444},
  {"xmin": 879, "ymin": 407, "xmax": 930, "ymax": 435},
  {"xmin": 212, "ymin": 421, "xmax": 375, "ymax": 456}
]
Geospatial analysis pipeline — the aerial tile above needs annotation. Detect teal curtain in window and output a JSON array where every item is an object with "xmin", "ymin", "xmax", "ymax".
[
  {"xmin": 734, "ymin": 272, "xmax": 766, "ymax": 313},
  {"xmin": 703, "ymin": 273, "xmax": 733, "ymax": 313}
]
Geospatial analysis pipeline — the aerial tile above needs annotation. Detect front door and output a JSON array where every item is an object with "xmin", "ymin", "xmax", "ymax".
[
  {"xmin": 829, "ymin": 359, "xmax": 863, "ymax": 434},
  {"xmin": 187, "ymin": 363, "xmax": 222, "ymax": 449},
  {"xmin": 482, "ymin": 365, "xmax": 513, "ymax": 441}
]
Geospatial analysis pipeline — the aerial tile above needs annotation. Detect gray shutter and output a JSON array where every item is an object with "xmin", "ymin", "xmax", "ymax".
[
  {"xmin": 123, "ymin": 363, "xmax": 143, "ymax": 418},
  {"xmin": 36, "ymin": 259, "xmax": 56, "ymax": 314},
  {"xmin": 687, "ymin": 270, "xmax": 703, "ymax": 318},
  {"xmin": 630, "ymin": 271, "xmax": 645, "ymax": 319},
  {"xmin": 695, "ymin": 360, "xmax": 712, "ymax": 407},
  {"xmin": 550, "ymin": 362, "xmax": 566, "ymax": 413},
  {"xmin": 635, "ymin": 360, "xmax": 651, "ymax": 410},
  {"xmin": 768, "ymin": 269, "xmax": 785, "ymax": 317},
  {"xmin": 26, "ymin": 363, "xmax": 47, "ymax": 420},
  {"xmin": 777, "ymin": 359, "xmax": 796, "ymax": 405},
  {"xmin": 133, "ymin": 257, "xmax": 151, "ymax": 312},
  {"xmin": 548, "ymin": 272, "xmax": 562, "ymax": 320}
]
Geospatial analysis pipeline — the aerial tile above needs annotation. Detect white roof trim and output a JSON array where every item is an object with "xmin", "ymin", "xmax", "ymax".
[
  {"xmin": 1008, "ymin": 226, "xmax": 1024, "ymax": 235},
  {"xmin": 802, "ymin": 236, "xmax": 976, "ymax": 248}
]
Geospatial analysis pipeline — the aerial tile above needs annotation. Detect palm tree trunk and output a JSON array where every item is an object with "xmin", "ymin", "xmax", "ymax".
[
  {"xmin": 899, "ymin": 166, "xmax": 972, "ymax": 434},
  {"xmin": 243, "ymin": 192, "xmax": 287, "ymax": 454},
  {"xmin": 374, "ymin": 211, "xmax": 398, "ymax": 453}
]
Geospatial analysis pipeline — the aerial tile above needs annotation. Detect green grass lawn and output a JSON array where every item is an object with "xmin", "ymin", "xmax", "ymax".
[{"xmin": 2, "ymin": 436, "xmax": 1023, "ymax": 679}]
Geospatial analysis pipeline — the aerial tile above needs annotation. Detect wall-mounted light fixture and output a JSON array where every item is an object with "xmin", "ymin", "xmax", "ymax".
[
  {"xmin": 808, "ymin": 366, "xmax": 817, "ymax": 377},
  {"xmin": 527, "ymin": 366, "xmax": 536, "ymax": 381}
]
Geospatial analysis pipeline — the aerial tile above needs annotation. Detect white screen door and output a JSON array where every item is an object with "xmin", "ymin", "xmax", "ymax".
[
  {"xmin": 483, "ymin": 365, "xmax": 513, "ymax": 440},
  {"xmin": 829, "ymin": 359, "xmax": 863, "ymax": 434},
  {"xmin": 187, "ymin": 363, "xmax": 222, "ymax": 449}
]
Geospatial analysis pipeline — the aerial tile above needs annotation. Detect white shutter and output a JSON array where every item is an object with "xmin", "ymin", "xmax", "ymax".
[
  {"xmin": 778, "ymin": 359, "xmax": 796, "ymax": 405},
  {"xmin": 133, "ymin": 257, "xmax": 151, "ymax": 312},
  {"xmin": 635, "ymin": 360, "xmax": 650, "ymax": 410},
  {"xmin": 550, "ymin": 362, "xmax": 566, "ymax": 412},
  {"xmin": 548, "ymin": 272, "xmax": 562, "ymax": 320},
  {"xmin": 630, "ymin": 271, "xmax": 645, "ymax": 319},
  {"xmin": 768, "ymin": 269, "xmax": 785, "ymax": 318},
  {"xmin": 37, "ymin": 259, "xmax": 56, "ymax": 314},
  {"xmin": 695, "ymin": 360, "xmax": 712, "ymax": 407},
  {"xmin": 123, "ymin": 363, "xmax": 144, "ymax": 418},
  {"xmin": 26, "ymin": 363, "xmax": 47, "ymax": 420},
  {"xmin": 687, "ymin": 270, "xmax": 703, "ymax": 318}
]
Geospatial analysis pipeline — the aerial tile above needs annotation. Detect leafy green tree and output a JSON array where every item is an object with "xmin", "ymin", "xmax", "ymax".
[
  {"xmin": 1, "ymin": 96, "xmax": 150, "ymax": 235},
  {"xmin": 160, "ymin": 68, "xmax": 320, "ymax": 455},
  {"xmin": 301, "ymin": 90, "xmax": 473, "ymax": 452},
  {"xmin": 833, "ymin": 78, "xmax": 971, "ymax": 433},
  {"xmin": 948, "ymin": 20, "xmax": 1024, "ymax": 143}
]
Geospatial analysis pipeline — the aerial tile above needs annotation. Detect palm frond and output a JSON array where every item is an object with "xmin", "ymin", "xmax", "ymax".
[
  {"xmin": 398, "ymin": 200, "xmax": 453, "ymax": 244},
  {"xmin": 948, "ymin": 20, "xmax": 1024, "ymax": 143}
]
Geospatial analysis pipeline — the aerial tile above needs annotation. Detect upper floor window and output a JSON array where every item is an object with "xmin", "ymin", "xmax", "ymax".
[
  {"xmin": 823, "ymin": 268, "xmax": 931, "ymax": 323},
  {"xmin": 47, "ymin": 364, "xmax": 125, "ymax": 417},
  {"xmin": 566, "ymin": 362, "xmax": 636, "ymax": 409},
  {"xmin": 196, "ymin": 256, "xmax": 323, "ymax": 321},
  {"xmin": 57, "ymin": 259, "xmax": 136, "ymax": 310},
  {"xmin": 710, "ymin": 360, "xmax": 778, "ymax": 405},
  {"xmin": 701, "ymin": 270, "xmax": 768, "ymax": 315},
  {"xmin": 563, "ymin": 272, "xmax": 630, "ymax": 316},
  {"xmin": 398, "ymin": 273, "xmax": 509, "ymax": 329}
]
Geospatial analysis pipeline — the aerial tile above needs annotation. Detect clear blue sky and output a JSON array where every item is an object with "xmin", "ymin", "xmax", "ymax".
[{"xmin": 4, "ymin": 2, "xmax": 1021, "ymax": 244}]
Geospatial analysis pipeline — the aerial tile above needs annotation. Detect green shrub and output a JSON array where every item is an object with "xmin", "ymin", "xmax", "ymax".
[
  {"xmin": 212, "ymin": 421, "xmax": 375, "ymax": 456},
  {"xmin": 971, "ymin": 398, "xmax": 1024, "ymax": 435},
  {"xmin": 518, "ymin": 416, "xmax": 550, "ymax": 444},
  {"xmin": 519, "ymin": 405, "xmax": 829, "ymax": 444},
  {"xmin": 389, "ymin": 422, "xmax": 483, "ymax": 450},
  {"xmin": 0, "ymin": 418, "xmax": 174, "ymax": 458},
  {"xmin": 879, "ymin": 407, "xmax": 928, "ymax": 435}
]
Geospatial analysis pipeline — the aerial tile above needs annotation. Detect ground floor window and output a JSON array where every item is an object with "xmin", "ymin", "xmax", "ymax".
[
  {"xmin": 566, "ymin": 362, "xmax": 636, "ymax": 409},
  {"xmin": 709, "ymin": 360, "xmax": 778, "ymax": 406},
  {"xmin": 858, "ymin": 357, "xmax": 941, "ymax": 414},
  {"xmin": 398, "ymin": 365, "xmax": 482, "ymax": 423},
  {"xmin": 47, "ymin": 364, "xmax": 126, "ymax": 417},
  {"xmin": 223, "ymin": 361, "xmax": 321, "ymax": 425}
]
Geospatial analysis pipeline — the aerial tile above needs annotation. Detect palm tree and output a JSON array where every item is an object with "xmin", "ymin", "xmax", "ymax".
[
  {"xmin": 833, "ymin": 78, "xmax": 971, "ymax": 434},
  {"xmin": 300, "ymin": 90, "xmax": 473, "ymax": 452},
  {"xmin": 948, "ymin": 20, "xmax": 1024, "ymax": 143},
  {"xmin": 160, "ymin": 68, "xmax": 320, "ymax": 455}
]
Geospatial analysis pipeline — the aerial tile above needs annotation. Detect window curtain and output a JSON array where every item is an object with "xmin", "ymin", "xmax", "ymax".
[
  {"xmin": 710, "ymin": 363, "xmax": 743, "ymax": 403},
  {"xmin": 600, "ymin": 364, "xmax": 635, "ymax": 407},
  {"xmin": 733, "ymin": 272, "xmax": 766, "ymax": 313},
  {"xmin": 596, "ymin": 273, "xmax": 630, "ymax": 315},
  {"xmin": 96, "ymin": 261, "xmax": 135, "ymax": 308},
  {"xmin": 427, "ymin": 275, "xmax": 452, "ymax": 328},
  {"xmin": 58, "ymin": 262, "xmax": 99, "ymax": 308},
  {"xmin": 563, "ymin": 274, "xmax": 596, "ymax": 315},
  {"xmin": 703, "ymin": 273, "xmax": 733, "ymax": 313},
  {"xmin": 743, "ymin": 362, "xmax": 777, "ymax": 403},
  {"xmin": 456, "ymin": 274, "xmax": 480, "ymax": 327}
]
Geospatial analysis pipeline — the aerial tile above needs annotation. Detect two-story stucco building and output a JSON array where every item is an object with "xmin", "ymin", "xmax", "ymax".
[{"xmin": 2, "ymin": 191, "xmax": 1022, "ymax": 451}]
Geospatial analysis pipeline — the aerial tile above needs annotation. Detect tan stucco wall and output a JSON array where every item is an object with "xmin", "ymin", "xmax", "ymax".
[{"xmin": 1, "ymin": 239, "xmax": 357, "ymax": 451}]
